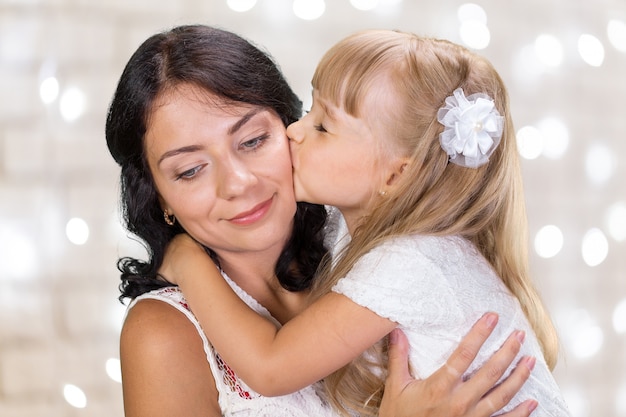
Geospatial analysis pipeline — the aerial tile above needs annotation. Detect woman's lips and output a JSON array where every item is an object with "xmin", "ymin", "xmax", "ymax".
[{"xmin": 228, "ymin": 198, "xmax": 273, "ymax": 225}]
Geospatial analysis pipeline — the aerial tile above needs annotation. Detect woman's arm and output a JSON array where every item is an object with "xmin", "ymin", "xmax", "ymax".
[
  {"xmin": 120, "ymin": 299, "xmax": 221, "ymax": 417},
  {"xmin": 380, "ymin": 319, "xmax": 537, "ymax": 417},
  {"xmin": 161, "ymin": 234, "xmax": 396, "ymax": 396}
]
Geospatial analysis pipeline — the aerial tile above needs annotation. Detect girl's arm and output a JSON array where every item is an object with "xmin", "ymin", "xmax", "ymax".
[{"xmin": 160, "ymin": 233, "xmax": 396, "ymax": 396}]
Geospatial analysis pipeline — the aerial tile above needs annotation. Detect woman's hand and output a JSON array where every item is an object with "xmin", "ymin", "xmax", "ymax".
[{"xmin": 380, "ymin": 313, "xmax": 538, "ymax": 417}]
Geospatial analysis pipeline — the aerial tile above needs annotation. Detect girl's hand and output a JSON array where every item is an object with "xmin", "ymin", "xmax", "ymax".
[
  {"xmin": 380, "ymin": 313, "xmax": 538, "ymax": 417},
  {"xmin": 159, "ymin": 233, "xmax": 207, "ymax": 286}
]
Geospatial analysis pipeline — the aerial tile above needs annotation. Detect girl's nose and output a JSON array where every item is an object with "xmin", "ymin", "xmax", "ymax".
[{"xmin": 286, "ymin": 119, "xmax": 304, "ymax": 144}]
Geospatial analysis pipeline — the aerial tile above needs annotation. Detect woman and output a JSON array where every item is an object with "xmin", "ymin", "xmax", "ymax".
[{"xmin": 105, "ymin": 24, "xmax": 533, "ymax": 416}]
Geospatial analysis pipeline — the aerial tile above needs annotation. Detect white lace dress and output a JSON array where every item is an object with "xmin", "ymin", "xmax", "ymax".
[
  {"xmin": 128, "ymin": 275, "xmax": 337, "ymax": 417},
  {"xmin": 330, "ymin": 219, "xmax": 570, "ymax": 416}
]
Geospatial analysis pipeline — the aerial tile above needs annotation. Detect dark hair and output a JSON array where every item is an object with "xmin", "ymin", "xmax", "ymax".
[{"xmin": 105, "ymin": 25, "xmax": 327, "ymax": 301}]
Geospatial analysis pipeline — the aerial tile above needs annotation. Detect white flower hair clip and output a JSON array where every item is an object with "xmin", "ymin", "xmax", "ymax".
[{"xmin": 437, "ymin": 88, "xmax": 504, "ymax": 168}]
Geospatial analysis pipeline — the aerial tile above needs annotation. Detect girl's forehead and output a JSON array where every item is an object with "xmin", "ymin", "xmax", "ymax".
[{"xmin": 312, "ymin": 91, "xmax": 340, "ymax": 119}]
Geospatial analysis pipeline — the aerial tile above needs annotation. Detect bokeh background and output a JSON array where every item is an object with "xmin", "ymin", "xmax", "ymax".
[{"xmin": 0, "ymin": 0, "xmax": 625, "ymax": 416}]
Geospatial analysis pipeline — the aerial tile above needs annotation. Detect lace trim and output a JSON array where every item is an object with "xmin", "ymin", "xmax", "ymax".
[{"xmin": 215, "ymin": 352, "xmax": 254, "ymax": 399}]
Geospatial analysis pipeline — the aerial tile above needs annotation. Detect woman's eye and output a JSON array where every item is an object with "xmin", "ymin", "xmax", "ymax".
[
  {"xmin": 241, "ymin": 134, "xmax": 269, "ymax": 150},
  {"xmin": 176, "ymin": 166, "xmax": 201, "ymax": 180},
  {"xmin": 314, "ymin": 124, "xmax": 327, "ymax": 133}
]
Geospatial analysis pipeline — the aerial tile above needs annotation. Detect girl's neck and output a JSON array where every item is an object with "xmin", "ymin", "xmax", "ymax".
[{"xmin": 338, "ymin": 209, "xmax": 365, "ymax": 236}]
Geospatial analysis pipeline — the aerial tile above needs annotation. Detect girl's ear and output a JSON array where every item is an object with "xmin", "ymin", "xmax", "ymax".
[{"xmin": 385, "ymin": 158, "xmax": 410, "ymax": 187}]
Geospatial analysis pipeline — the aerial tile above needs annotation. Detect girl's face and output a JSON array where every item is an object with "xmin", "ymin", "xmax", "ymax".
[
  {"xmin": 145, "ymin": 84, "xmax": 297, "ymax": 262},
  {"xmin": 288, "ymin": 89, "xmax": 401, "ymax": 230}
]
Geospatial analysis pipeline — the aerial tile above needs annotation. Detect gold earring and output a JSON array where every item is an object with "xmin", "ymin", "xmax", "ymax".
[{"xmin": 163, "ymin": 210, "xmax": 176, "ymax": 226}]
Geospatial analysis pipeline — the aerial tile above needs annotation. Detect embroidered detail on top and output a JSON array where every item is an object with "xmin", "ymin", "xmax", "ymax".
[
  {"xmin": 215, "ymin": 351, "xmax": 253, "ymax": 399},
  {"xmin": 161, "ymin": 287, "xmax": 190, "ymax": 310}
]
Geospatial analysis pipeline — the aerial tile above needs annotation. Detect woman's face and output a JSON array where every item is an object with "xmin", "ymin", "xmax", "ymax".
[{"xmin": 145, "ymin": 84, "xmax": 297, "ymax": 261}]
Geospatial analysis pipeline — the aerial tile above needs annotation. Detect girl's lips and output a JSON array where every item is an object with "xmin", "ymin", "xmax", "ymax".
[{"xmin": 228, "ymin": 198, "xmax": 273, "ymax": 225}]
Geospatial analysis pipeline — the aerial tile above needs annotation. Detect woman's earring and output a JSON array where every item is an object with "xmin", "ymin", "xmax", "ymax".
[
  {"xmin": 378, "ymin": 190, "xmax": 387, "ymax": 197},
  {"xmin": 163, "ymin": 210, "xmax": 176, "ymax": 226}
]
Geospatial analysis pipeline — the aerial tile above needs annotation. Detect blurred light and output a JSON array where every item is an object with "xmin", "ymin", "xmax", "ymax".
[
  {"xmin": 561, "ymin": 309, "xmax": 604, "ymax": 359},
  {"xmin": 63, "ymin": 384, "xmax": 87, "ymax": 408},
  {"xmin": 66, "ymin": 217, "xmax": 89, "ymax": 245},
  {"xmin": 574, "ymin": 326, "xmax": 602, "ymax": 359},
  {"xmin": 0, "ymin": 225, "xmax": 38, "ymax": 280},
  {"xmin": 534, "ymin": 34, "xmax": 564, "ymax": 67},
  {"xmin": 581, "ymin": 228, "xmax": 608, "ymax": 267},
  {"xmin": 293, "ymin": 0, "xmax": 325, "ymax": 20},
  {"xmin": 607, "ymin": 19, "xmax": 626, "ymax": 52},
  {"xmin": 613, "ymin": 299, "xmax": 626, "ymax": 334},
  {"xmin": 227, "ymin": 0, "xmax": 256, "ymax": 12},
  {"xmin": 534, "ymin": 225, "xmax": 563, "ymax": 258},
  {"xmin": 606, "ymin": 202, "xmax": 626, "ymax": 241},
  {"xmin": 106, "ymin": 358, "xmax": 122, "ymax": 383},
  {"xmin": 350, "ymin": 0, "xmax": 378, "ymax": 11},
  {"xmin": 578, "ymin": 34, "xmax": 605, "ymax": 67},
  {"xmin": 59, "ymin": 86, "xmax": 86, "ymax": 122},
  {"xmin": 537, "ymin": 117, "xmax": 569, "ymax": 159},
  {"xmin": 457, "ymin": 3, "xmax": 487, "ymax": 23},
  {"xmin": 585, "ymin": 143, "xmax": 615, "ymax": 185},
  {"xmin": 516, "ymin": 125, "xmax": 543, "ymax": 159},
  {"xmin": 459, "ymin": 21, "xmax": 490, "ymax": 49},
  {"xmin": 39, "ymin": 76, "xmax": 59, "ymax": 104},
  {"xmin": 511, "ymin": 44, "xmax": 543, "ymax": 83}
]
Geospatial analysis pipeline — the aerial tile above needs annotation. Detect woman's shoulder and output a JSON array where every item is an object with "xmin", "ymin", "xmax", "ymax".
[
  {"xmin": 122, "ymin": 296, "xmax": 200, "ymax": 361},
  {"xmin": 120, "ymin": 297, "xmax": 221, "ymax": 416}
]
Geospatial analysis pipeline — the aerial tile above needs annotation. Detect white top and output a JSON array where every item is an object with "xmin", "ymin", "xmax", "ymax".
[
  {"xmin": 332, "ymin": 231, "xmax": 571, "ymax": 416},
  {"xmin": 128, "ymin": 274, "xmax": 337, "ymax": 417}
]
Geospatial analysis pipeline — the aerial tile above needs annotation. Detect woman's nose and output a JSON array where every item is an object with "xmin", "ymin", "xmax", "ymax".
[
  {"xmin": 286, "ymin": 120, "xmax": 304, "ymax": 144},
  {"xmin": 216, "ymin": 158, "xmax": 257, "ymax": 199}
]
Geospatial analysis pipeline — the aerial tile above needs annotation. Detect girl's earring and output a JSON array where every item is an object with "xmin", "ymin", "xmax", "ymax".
[
  {"xmin": 163, "ymin": 210, "xmax": 176, "ymax": 226},
  {"xmin": 378, "ymin": 190, "xmax": 387, "ymax": 197}
]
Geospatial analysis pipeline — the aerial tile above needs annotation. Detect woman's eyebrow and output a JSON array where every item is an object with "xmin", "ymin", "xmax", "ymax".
[
  {"xmin": 228, "ymin": 108, "xmax": 263, "ymax": 135},
  {"xmin": 158, "ymin": 145, "xmax": 203, "ymax": 167}
]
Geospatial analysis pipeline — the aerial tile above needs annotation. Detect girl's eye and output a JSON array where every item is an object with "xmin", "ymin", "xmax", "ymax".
[
  {"xmin": 176, "ymin": 165, "xmax": 201, "ymax": 181},
  {"xmin": 241, "ymin": 134, "xmax": 269, "ymax": 150},
  {"xmin": 314, "ymin": 124, "xmax": 327, "ymax": 133}
]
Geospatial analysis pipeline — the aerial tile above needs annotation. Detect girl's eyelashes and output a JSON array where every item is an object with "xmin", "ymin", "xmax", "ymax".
[{"xmin": 314, "ymin": 124, "xmax": 327, "ymax": 133}]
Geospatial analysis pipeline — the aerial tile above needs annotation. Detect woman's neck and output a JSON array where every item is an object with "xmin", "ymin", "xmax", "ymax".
[{"xmin": 216, "ymin": 249, "xmax": 309, "ymax": 324}]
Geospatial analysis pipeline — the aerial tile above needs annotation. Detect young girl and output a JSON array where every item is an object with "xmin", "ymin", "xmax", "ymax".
[{"xmin": 161, "ymin": 29, "xmax": 570, "ymax": 416}]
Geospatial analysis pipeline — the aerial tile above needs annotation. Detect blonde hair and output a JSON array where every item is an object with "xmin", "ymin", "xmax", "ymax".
[{"xmin": 309, "ymin": 29, "xmax": 559, "ymax": 416}]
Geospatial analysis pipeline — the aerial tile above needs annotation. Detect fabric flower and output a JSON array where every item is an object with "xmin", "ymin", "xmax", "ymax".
[{"xmin": 437, "ymin": 88, "xmax": 504, "ymax": 168}]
